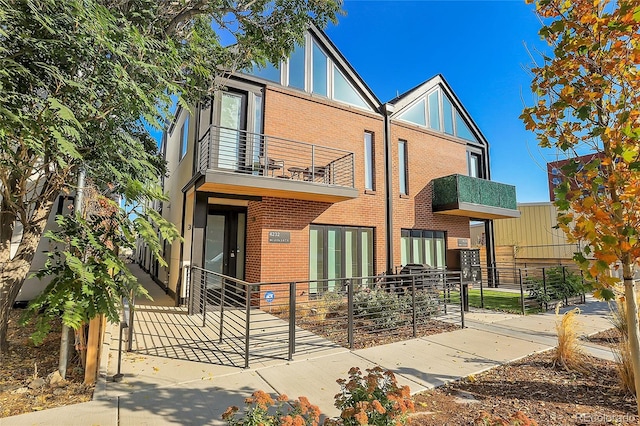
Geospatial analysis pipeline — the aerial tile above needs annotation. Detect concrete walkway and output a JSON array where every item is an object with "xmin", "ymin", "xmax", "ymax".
[{"xmin": 5, "ymin": 265, "xmax": 616, "ymax": 426}]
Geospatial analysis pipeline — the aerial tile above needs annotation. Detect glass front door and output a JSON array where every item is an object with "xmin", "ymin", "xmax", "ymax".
[{"xmin": 205, "ymin": 208, "xmax": 246, "ymax": 282}]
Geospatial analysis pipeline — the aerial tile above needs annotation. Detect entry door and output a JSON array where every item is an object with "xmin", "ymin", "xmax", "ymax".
[
  {"xmin": 218, "ymin": 92, "xmax": 248, "ymax": 171},
  {"xmin": 204, "ymin": 208, "xmax": 246, "ymax": 280}
]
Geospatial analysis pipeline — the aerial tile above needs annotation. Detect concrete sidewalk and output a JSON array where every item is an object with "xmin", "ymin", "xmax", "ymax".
[{"xmin": 4, "ymin": 265, "xmax": 615, "ymax": 426}]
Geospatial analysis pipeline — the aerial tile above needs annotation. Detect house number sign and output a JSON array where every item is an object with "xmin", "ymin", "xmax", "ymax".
[{"xmin": 268, "ymin": 231, "xmax": 291, "ymax": 244}]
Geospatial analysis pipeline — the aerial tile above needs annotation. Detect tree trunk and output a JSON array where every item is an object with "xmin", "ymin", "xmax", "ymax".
[
  {"xmin": 0, "ymin": 199, "xmax": 55, "ymax": 355},
  {"xmin": 622, "ymin": 260, "xmax": 640, "ymax": 415}
]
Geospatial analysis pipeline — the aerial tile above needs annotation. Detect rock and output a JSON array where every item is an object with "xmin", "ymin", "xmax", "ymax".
[
  {"xmin": 12, "ymin": 387, "xmax": 29, "ymax": 394},
  {"xmin": 28, "ymin": 378, "xmax": 46, "ymax": 389},
  {"xmin": 48, "ymin": 371, "xmax": 67, "ymax": 388},
  {"xmin": 53, "ymin": 388, "xmax": 66, "ymax": 396},
  {"xmin": 452, "ymin": 391, "xmax": 479, "ymax": 405}
]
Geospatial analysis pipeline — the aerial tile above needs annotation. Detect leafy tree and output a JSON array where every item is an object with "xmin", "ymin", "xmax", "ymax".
[
  {"xmin": 521, "ymin": 0, "xmax": 640, "ymax": 411},
  {"xmin": 0, "ymin": 0, "xmax": 341, "ymax": 355}
]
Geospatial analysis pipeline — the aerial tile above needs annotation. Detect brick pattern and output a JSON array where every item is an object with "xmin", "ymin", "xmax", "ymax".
[{"xmin": 389, "ymin": 121, "xmax": 472, "ymax": 265}]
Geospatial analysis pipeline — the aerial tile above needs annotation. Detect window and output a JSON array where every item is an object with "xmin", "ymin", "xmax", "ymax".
[
  {"xmin": 333, "ymin": 66, "xmax": 369, "ymax": 108},
  {"xmin": 309, "ymin": 225, "xmax": 374, "ymax": 293},
  {"xmin": 288, "ymin": 43, "xmax": 305, "ymax": 90},
  {"xmin": 468, "ymin": 152, "xmax": 482, "ymax": 178},
  {"xmin": 455, "ymin": 110, "xmax": 476, "ymax": 142},
  {"xmin": 243, "ymin": 33, "xmax": 372, "ymax": 111},
  {"xmin": 364, "ymin": 132, "xmax": 374, "ymax": 190},
  {"xmin": 397, "ymin": 99, "xmax": 426, "ymax": 126},
  {"xmin": 442, "ymin": 94, "xmax": 454, "ymax": 135},
  {"xmin": 428, "ymin": 91, "xmax": 440, "ymax": 131},
  {"xmin": 248, "ymin": 61, "xmax": 281, "ymax": 83},
  {"xmin": 312, "ymin": 41, "xmax": 328, "ymax": 96},
  {"xmin": 400, "ymin": 230, "xmax": 446, "ymax": 268},
  {"xmin": 398, "ymin": 140, "xmax": 408, "ymax": 195},
  {"xmin": 179, "ymin": 115, "xmax": 189, "ymax": 161}
]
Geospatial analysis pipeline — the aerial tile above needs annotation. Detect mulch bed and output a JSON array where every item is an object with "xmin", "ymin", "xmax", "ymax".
[
  {"xmin": 410, "ymin": 350, "xmax": 636, "ymax": 425},
  {"xmin": 0, "ymin": 309, "xmax": 94, "ymax": 418}
]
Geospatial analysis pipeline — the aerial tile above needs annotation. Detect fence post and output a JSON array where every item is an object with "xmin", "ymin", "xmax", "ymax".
[
  {"xmin": 244, "ymin": 284, "xmax": 251, "ymax": 369},
  {"xmin": 519, "ymin": 269, "xmax": 525, "ymax": 315},
  {"xmin": 480, "ymin": 268, "xmax": 485, "ymax": 309},
  {"xmin": 347, "ymin": 280, "xmax": 354, "ymax": 350},
  {"xmin": 542, "ymin": 267, "xmax": 548, "ymax": 311},
  {"xmin": 187, "ymin": 267, "xmax": 193, "ymax": 315},
  {"xmin": 288, "ymin": 282, "xmax": 296, "ymax": 361},
  {"xmin": 580, "ymin": 270, "xmax": 586, "ymax": 303},
  {"xmin": 411, "ymin": 276, "xmax": 417, "ymax": 338},
  {"xmin": 459, "ymin": 273, "xmax": 465, "ymax": 328},
  {"xmin": 219, "ymin": 278, "xmax": 225, "ymax": 343},
  {"xmin": 202, "ymin": 270, "xmax": 207, "ymax": 327},
  {"xmin": 562, "ymin": 266, "xmax": 568, "ymax": 306}
]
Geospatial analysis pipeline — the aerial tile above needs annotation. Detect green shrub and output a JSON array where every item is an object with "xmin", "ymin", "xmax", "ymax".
[
  {"xmin": 525, "ymin": 267, "xmax": 590, "ymax": 307},
  {"xmin": 353, "ymin": 289, "xmax": 405, "ymax": 330}
]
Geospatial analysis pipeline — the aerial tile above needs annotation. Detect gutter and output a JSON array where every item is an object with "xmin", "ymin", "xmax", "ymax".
[{"xmin": 382, "ymin": 103, "xmax": 395, "ymax": 274}]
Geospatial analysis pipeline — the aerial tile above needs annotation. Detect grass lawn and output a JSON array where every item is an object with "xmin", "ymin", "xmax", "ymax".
[{"xmin": 443, "ymin": 289, "xmax": 539, "ymax": 314}]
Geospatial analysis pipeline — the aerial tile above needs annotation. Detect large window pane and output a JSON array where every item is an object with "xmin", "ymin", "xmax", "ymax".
[
  {"xmin": 428, "ymin": 91, "xmax": 441, "ymax": 131},
  {"xmin": 333, "ymin": 66, "xmax": 368, "ymax": 108},
  {"xmin": 327, "ymin": 228, "xmax": 342, "ymax": 292},
  {"xmin": 312, "ymin": 41, "xmax": 327, "ymax": 96},
  {"xmin": 247, "ymin": 62, "xmax": 281, "ymax": 83},
  {"xmin": 400, "ymin": 230, "xmax": 411, "ymax": 266},
  {"xmin": 398, "ymin": 99, "xmax": 426, "ymax": 126},
  {"xmin": 309, "ymin": 227, "xmax": 324, "ymax": 293},
  {"xmin": 179, "ymin": 115, "xmax": 189, "ymax": 161},
  {"xmin": 398, "ymin": 140, "xmax": 407, "ymax": 195},
  {"xmin": 361, "ymin": 229, "xmax": 374, "ymax": 278},
  {"xmin": 435, "ymin": 237, "xmax": 446, "ymax": 268},
  {"xmin": 364, "ymin": 132, "xmax": 374, "ymax": 190},
  {"xmin": 455, "ymin": 110, "xmax": 478, "ymax": 142},
  {"xmin": 442, "ymin": 94, "xmax": 454, "ymax": 135},
  {"xmin": 345, "ymin": 230, "xmax": 357, "ymax": 278},
  {"xmin": 288, "ymin": 43, "xmax": 305, "ymax": 90},
  {"xmin": 309, "ymin": 225, "xmax": 374, "ymax": 288}
]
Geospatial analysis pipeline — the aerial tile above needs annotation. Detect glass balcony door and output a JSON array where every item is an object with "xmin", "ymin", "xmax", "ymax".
[{"xmin": 218, "ymin": 92, "xmax": 248, "ymax": 171}]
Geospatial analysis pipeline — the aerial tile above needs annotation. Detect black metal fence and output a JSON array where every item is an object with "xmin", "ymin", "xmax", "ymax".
[
  {"xmin": 188, "ymin": 267, "xmax": 465, "ymax": 368},
  {"xmin": 479, "ymin": 265, "xmax": 589, "ymax": 314}
]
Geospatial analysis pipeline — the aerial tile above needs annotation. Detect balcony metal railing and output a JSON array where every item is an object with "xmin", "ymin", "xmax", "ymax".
[{"xmin": 197, "ymin": 125, "xmax": 355, "ymax": 188}]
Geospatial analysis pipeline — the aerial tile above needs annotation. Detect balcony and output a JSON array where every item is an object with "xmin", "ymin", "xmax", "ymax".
[
  {"xmin": 192, "ymin": 125, "xmax": 358, "ymax": 203},
  {"xmin": 432, "ymin": 174, "xmax": 520, "ymax": 220}
]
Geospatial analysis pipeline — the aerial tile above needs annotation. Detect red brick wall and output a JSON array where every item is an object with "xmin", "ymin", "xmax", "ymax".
[
  {"xmin": 389, "ymin": 120, "xmax": 471, "ymax": 266},
  {"xmin": 246, "ymin": 87, "xmax": 474, "ymax": 283},
  {"xmin": 262, "ymin": 87, "xmax": 388, "ymax": 276}
]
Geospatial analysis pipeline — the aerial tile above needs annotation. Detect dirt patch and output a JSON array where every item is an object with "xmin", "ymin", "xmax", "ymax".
[
  {"xmin": 0, "ymin": 309, "xmax": 94, "ymax": 418},
  {"xmin": 586, "ymin": 327, "xmax": 622, "ymax": 349},
  {"xmin": 410, "ymin": 350, "xmax": 636, "ymax": 425}
]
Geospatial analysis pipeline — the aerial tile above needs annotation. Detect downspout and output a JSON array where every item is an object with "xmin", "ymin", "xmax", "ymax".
[
  {"xmin": 382, "ymin": 103, "xmax": 395, "ymax": 274},
  {"xmin": 481, "ymin": 144, "xmax": 497, "ymax": 279}
]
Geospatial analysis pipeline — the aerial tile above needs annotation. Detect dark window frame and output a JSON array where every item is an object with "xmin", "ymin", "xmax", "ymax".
[
  {"xmin": 309, "ymin": 224, "xmax": 376, "ymax": 293},
  {"xmin": 364, "ymin": 131, "xmax": 375, "ymax": 191}
]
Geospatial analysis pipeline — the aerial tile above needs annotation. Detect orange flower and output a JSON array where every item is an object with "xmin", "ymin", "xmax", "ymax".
[
  {"xmin": 280, "ymin": 415, "xmax": 294, "ymax": 426},
  {"xmin": 354, "ymin": 410, "xmax": 368, "ymax": 425},
  {"xmin": 252, "ymin": 390, "xmax": 274, "ymax": 409},
  {"xmin": 292, "ymin": 415, "xmax": 305, "ymax": 426},
  {"xmin": 221, "ymin": 405, "xmax": 239, "ymax": 420},
  {"xmin": 371, "ymin": 399, "xmax": 386, "ymax": 414},
  {"xmin": 277, "ymin": 394, "xmax": 289, "ymax": 402}
]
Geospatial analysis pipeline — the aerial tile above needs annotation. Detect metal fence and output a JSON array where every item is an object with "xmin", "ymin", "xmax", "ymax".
[
  {"xmin": 479, "ymin": 265, "xmax": 589, "ymax": 314},
  {"xmin": 188, "ymin": 267, "xmax": 465, "ymax": 368},
  {"xmin": 197, "ymin": 125, "xmax": 355, "ymax": 188}
]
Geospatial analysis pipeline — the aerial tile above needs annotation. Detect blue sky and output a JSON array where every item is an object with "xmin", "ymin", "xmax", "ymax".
[{"xmin": 324, "ymin": 0, "xmax": 556, "ymax": 202}]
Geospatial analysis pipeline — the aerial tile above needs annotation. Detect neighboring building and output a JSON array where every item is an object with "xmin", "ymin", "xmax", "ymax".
[
  {"xmin": 547, "ymin": 152, "xmax": 603, "ymax": 201},
  {"xmin": 139, "ymin": 25, "xmax": 520, "ymax": 304},
  {"xmin": 471, "ymin": 202, "xmax": 586, "ymax": 267}
]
